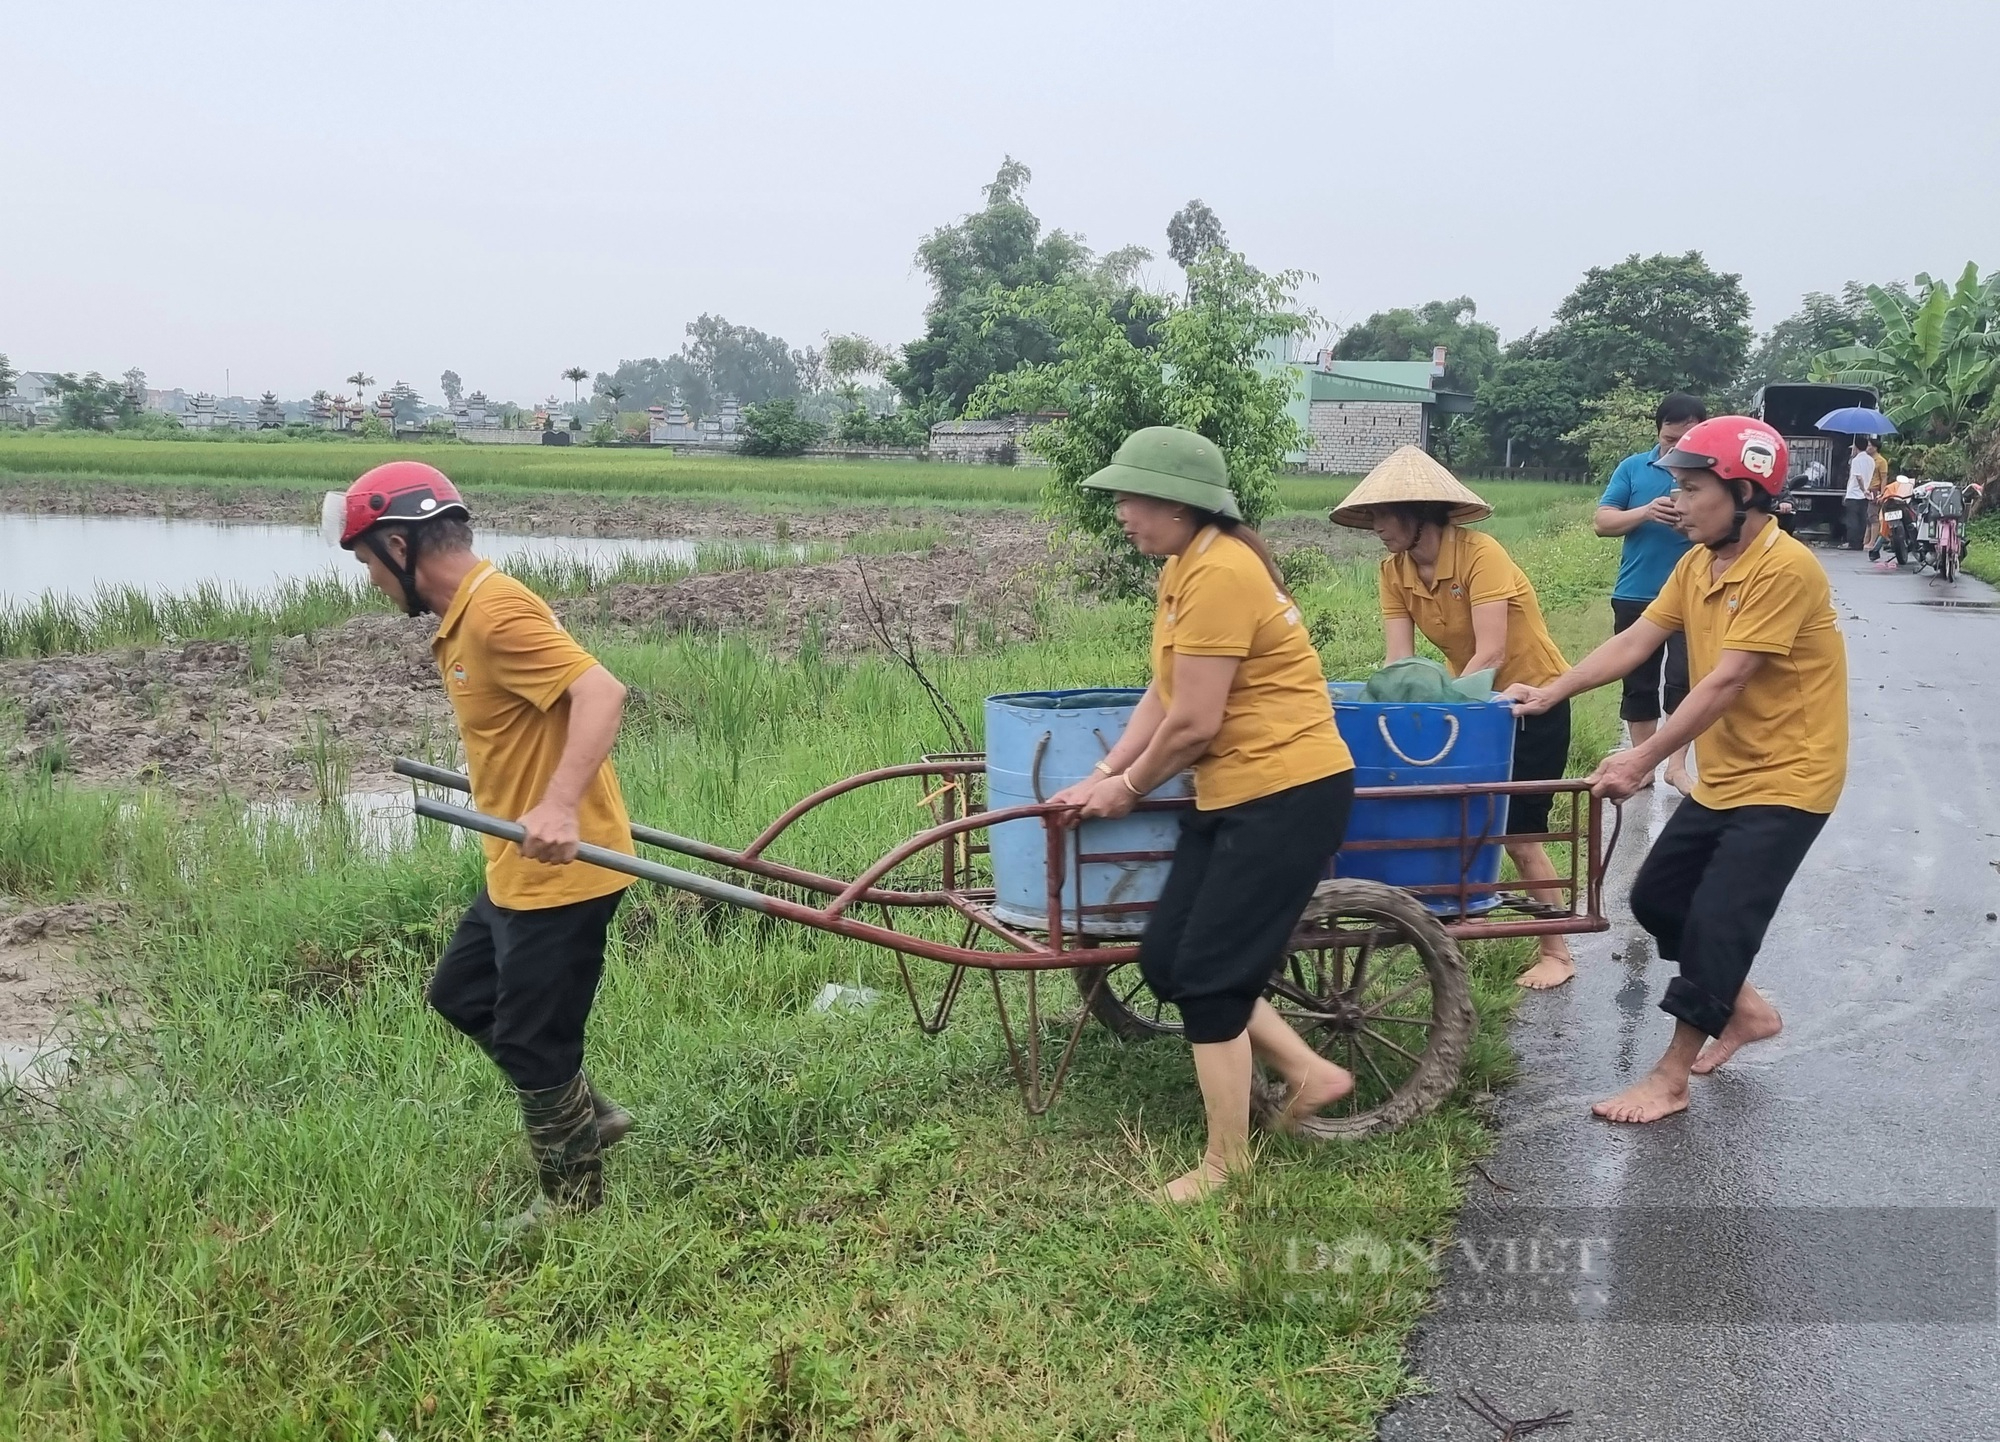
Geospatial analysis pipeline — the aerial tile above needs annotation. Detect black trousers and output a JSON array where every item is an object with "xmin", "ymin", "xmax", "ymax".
[
  {"xmin": 1610, "ymin": 598, "xmax": 1689, "ymax": 724},
  {"xmin": 1139, "ymin": 771, "xmax": 1354, "ymax": 1044},
  {"xmin": 1507, "ymin": 698, "xmax": 1571, "ymax": 836},
  {"xmin": 428, "ymin": 887, "xmax": 623, "ymax": 1092},
  {"xmin": 1629, "ymin": 800, "xmax": 1826, "ymax": 1037},
  {"xmin": 1843, "ymin": 497, "xmax": 1868, "ymax": 549}
]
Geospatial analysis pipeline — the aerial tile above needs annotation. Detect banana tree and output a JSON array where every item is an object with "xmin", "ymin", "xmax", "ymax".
[{"xmin": 1811, "ymin": 263, "xmax": 2000, "ymax": 439}]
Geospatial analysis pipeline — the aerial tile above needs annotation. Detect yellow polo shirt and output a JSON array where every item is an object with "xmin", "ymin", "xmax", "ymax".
[
  {"xmin": 1641, "ymin": 522, "xmax": 1848, "ymax": 813},
  {"xmin": 1377, "ymin": 526, "xmax": 1567, "ymax": 690},
  {"xmin": 432, "ymin": 562, "xmax": 636, "ymax": 909},
  {"xmin": 1153, "ymin": 527, "xmax": 1353, "ymax": 811}
]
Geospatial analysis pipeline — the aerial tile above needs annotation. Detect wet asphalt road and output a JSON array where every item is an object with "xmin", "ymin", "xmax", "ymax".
[{"xmin": 1377, "ymin": 546, "xmax": 2000, "ymax": 1441}]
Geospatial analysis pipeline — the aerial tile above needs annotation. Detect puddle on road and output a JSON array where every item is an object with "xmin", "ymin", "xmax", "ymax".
[{"xmin": 1897, "ymin": 599, "xmax": 2000, "ymax": 612}]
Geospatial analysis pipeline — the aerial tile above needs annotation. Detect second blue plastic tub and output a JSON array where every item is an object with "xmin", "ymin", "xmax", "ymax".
[{"xmin": 1327, "ymin": 682, "xmax": 1516, "ymax": 915}]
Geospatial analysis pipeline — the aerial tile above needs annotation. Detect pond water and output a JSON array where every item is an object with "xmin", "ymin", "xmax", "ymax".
[
  {"xmin": 0, "ymin": 1039, "xmax": 73, "ymax": 1090},
  {"xmin": 0, "ymin": 513, "xmax": 716, "ymax": 606}
]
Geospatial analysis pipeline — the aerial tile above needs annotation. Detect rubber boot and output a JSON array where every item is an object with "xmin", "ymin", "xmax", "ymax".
[
  {"xmin": 498, "ymin": 1072, "xmax": 602, "ymax": 1233},
  {"xmin": 464, "ymin": 1028, "xmax": 631, "ymax": 1150},
  {"xmin": 589, "ymin": 1081, "xmax": 634, "ymax": 1149}
]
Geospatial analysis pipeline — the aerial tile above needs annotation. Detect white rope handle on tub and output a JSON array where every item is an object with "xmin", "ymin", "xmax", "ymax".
[{"xmin": 1376, "ymin": 712, "xmax": 1459, "ymax": 766}]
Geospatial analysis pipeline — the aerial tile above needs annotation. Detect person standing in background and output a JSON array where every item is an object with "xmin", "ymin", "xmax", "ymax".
[
  {"xmin": 1842, "ymin": 435, "xmax": 1873, "ymax": 550},
  {"xmin": 1593, "ymin": 393, "xmax": 1703, "ymax": 795}
]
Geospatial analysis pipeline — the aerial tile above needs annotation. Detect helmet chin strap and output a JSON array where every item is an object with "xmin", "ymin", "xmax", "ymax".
[
  {"xmin": 1705, "ymin": 482, "xmax": 1753, "ymax": 552},
  {"xmin": 362, "ymin": 528, "xmax": 428, "ymax": 616}
]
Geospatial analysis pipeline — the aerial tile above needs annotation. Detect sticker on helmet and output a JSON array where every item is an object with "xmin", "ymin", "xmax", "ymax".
[
  {"xmin": 1739, "ymin": 433, "xmax": 1779, "ymax": 479},
  {"xmin": 419, "ymin": 497, "xmax": 437, "ymax": 511}
]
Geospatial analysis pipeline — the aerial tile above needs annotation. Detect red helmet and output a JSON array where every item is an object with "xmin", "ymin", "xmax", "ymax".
[
  {"xmin": 1656, "ymin": 416, "xmax": 1789, "ymax": 497},
  {"xmin": 321, "ymin": 461, "xmax": 469, "ymax": 550}
]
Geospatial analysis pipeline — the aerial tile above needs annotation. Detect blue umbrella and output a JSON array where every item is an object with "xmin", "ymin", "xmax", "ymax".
[{"xmin": 1817, "ymin": 406, "xmax": 1899, "ymax": 435}]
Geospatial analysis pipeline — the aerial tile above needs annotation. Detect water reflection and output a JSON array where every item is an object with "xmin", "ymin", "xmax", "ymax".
[{"xmin": 0, "ymin": 513, "xmax": 714, "ymax": 605}]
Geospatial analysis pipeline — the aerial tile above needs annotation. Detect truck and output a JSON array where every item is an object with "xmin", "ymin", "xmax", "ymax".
[{"xmin": 1752, "ymin": 381, "xmax": 1882, "ymax": 543}]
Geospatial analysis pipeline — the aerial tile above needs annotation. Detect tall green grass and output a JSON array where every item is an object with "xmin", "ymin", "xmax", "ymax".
[{"xmin": 0, "ymin": 497, "xmax": 1623, "ymax": 1439}]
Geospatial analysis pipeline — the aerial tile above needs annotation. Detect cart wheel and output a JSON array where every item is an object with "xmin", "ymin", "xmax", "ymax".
[
  {"xmin": 1253, "ymin": 878, "xmax": 1475, "ymax": 1140},
  {"xmin": 1072, "ymin": 958, "xmax": 1182, "ymax": 1041},
  {"xmin": 1073, "ymin": 880, "xmax": 1476, "ymax": 1137}
]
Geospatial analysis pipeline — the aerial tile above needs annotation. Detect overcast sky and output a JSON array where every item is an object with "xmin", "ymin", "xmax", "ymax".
[{"xmin": 5, "ymin": 0, "xmax": 1997, "ymax": 403}]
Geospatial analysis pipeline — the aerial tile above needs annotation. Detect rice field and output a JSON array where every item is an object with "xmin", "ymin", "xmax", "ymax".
[{"xmin": 0, "ymin": 431, "xmax": 1522, "ymax": 515}]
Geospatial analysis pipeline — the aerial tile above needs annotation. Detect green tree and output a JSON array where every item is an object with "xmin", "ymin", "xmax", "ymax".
[
  {"xmin": 1732, "ymin": 283, "xmax": 1887, "ymax": 403},
  {"xmin": 681, "ymin": 315, "xmax": 803, "ymax": 406},
  {"xmin": 346, "ymin": 370, "xmax": 373, "ymax": 401},
  {"xmin": 970, "ymin": 250, "xmax": 1309, "ymax": 595},
  {"xmin": 736, "ymin": 397, "xmax": 826, "ymax": 457},
  {"xmin": 561, "ymin": 366, "xmax": 589, "ymax": 408},
  {"xmin": 1812, "ymin": 263, "xmax": 2000, "ymax": 440},
  {"xmin": 440, "ymin": 369, "xmax": 463, "ymax": 407},
  {"xmin": 823, "ymin": 332, "xmax": 893, "ymax": 407},
  {"xmin": 1332, "ymin": 296, "xmax": 1501, "ymax": 392},
  {"xmin": 1561, "ymin": 382, "xmax": 1662, "ymax": 480},
  {"xmin": 1165, "ymin": 199, "xmax": 1227, "ymax": 271},
  {"xmin": 889, "ymin": 158, "xmax": 1099, "ymax": 417},
  {"xmin": 1472, "ymin": 356, "xmax": 1591, "ymax": 468},
  {"xmin": 0, "ymin": 353, "xmax": 15, "ymax": 400},
  {"xmin": 51, "ymin": 372, "xmax": 123, "ymax": 430},
  {"xmin": 595, "ymin": 380, "xmax": 628, "ymax": 419},
  {"xmin": 1544, "ymin": 251, "xmax": 1751, "ymax": 395}
]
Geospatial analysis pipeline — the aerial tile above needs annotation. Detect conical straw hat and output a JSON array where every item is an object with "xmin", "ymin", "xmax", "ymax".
[{"xmin": 1328, "ymin": 445, "xmax": 1492, "ymax": 528}]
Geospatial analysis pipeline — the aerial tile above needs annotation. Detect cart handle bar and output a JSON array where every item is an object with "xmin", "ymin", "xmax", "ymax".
[
  {"xmin": 395, "ymin": 757, "xmax": 946, "ymax": 908},
  {"xmin": 412, "ymin": 797, "xmax": 776, "ymax": 914},
  {"xmin": 407, "ymin": 794, "xmax": 1141, "ymax": 970}
]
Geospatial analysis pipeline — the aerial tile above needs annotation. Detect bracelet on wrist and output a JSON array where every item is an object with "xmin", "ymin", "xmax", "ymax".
[
  {"xmin": 1091, "ymin": 759, "xmax": 1114, "ymax": 778},
  {"xmin": 1120, "ymin": 771, "xmax": 1144, "ymax": 797}
]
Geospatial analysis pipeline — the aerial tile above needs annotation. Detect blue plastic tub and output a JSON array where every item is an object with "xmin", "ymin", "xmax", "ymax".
[
  {"xmin": 985, "ymin": 690, "xmax": 1191, "ymax": 938},
  {"xmin": 1328, "ymin": 682, "xmax": 1516, "ymax": 915}
]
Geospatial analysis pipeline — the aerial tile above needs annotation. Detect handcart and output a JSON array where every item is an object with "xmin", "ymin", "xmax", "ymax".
[{"xmin": 395, "ymin": 755, "xmax": 1619, "ymax": 1140}]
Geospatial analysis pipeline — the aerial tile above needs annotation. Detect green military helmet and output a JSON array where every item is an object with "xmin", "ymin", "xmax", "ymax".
[{"xmin": 1080, "ymin": 425, "xmax": 1242, "ymax": 520}]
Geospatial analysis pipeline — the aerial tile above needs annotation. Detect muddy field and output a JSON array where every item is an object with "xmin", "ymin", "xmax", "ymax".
[
  {"xmin": 0, "ymin": 485, "xmax": 1373, "ymax": 803},
  {"xmin": 0, "ymin": 514, "xmax": 1055, "ymax": 799},
  {"xmin": 0, "ymin": 901, "xmax": 127, "ymax": 1082}
]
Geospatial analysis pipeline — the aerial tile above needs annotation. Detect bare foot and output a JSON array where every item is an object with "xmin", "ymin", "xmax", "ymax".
[
  {"xmin": 1517, "ymin": 949, "xmax": 1575, "ymax": 990},
  {"xmin": 1276, "ymin": 1061, "xmax": 1354, "ymax": 1129},
  {"xmin": 1161, "ymin": 1157, "xmax": 1231, "ymax": 1204},
  {"xmin": 1591, "ymin": 1069, "xmax": 1689, "ymax": 1123},
  {"xmin": 1691, "ymin": 992, "xmax": 1783, "ymax": 1075},
  {"xmin": 1663, "ymin": 766, "xmax": 1694, "ymax": 797}
]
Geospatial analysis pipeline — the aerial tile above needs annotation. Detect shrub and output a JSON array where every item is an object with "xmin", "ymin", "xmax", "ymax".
[{"xmin": 737, "ymin": 398, "xmax": 826, "ymax": 457}]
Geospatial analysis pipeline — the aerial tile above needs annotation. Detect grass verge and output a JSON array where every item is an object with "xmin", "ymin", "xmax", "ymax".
[{"xmin": 0, "ymin": 496, "xmax": 1620, "ymax": 1439}]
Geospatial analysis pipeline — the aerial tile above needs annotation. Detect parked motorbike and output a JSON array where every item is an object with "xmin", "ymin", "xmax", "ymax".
[
  {"xmin": 1873, "ymin": 489, "xmax": 1917, "ymax": 566},
  {"xmin": 1911, "ymin": 481, "xmax": 1978, "ymax": 581}
]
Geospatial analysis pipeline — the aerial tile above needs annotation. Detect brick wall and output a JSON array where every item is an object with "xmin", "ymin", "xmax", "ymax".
[
  {"xmin": 1306, "ymin": 400, "xmax": 1428, "ymax": 473},
  {"xmin": 928, "ymin": 426, "xmax": 1049, "ymax": 465}
]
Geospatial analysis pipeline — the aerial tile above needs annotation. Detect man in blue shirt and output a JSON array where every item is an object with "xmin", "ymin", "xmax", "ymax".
[{"xmin": 1593, "ymin": 393, "xmax": 1704, "ymax": 794}]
